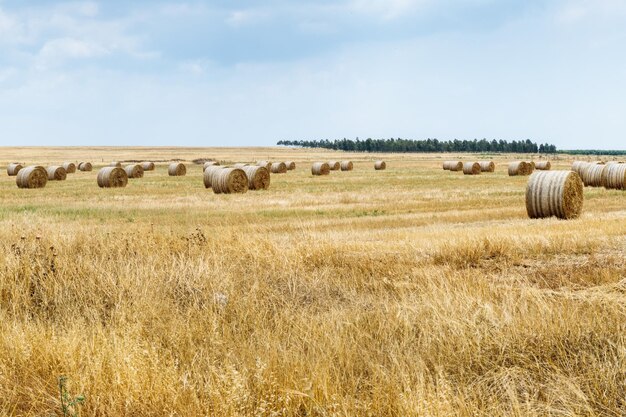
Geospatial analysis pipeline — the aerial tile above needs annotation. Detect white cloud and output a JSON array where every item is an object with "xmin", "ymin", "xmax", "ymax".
[
  {"xmin": 37, "ymin": 37, "xmax": 109, "ymax": 68},
  {"xmin": 348, "ymin": 0, "xmax": 434, "ymax": 19}
]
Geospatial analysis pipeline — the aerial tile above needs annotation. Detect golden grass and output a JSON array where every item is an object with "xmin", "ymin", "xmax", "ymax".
[{"xmin": 0, "ymin": 147, "xmax": 625, "ymax": 416}]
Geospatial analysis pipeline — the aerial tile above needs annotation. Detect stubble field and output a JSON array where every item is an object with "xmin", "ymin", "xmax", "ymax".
[{"xmin": 1, "ymin": 147, "xmax": 625, "ymax": 416}]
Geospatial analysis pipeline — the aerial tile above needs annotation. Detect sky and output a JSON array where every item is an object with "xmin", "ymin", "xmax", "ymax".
[{"xmin": 0, "ymin": 0, "xmax": 625, "ymax": 149}]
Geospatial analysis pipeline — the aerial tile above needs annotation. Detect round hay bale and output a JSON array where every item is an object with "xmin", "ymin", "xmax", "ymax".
[
  {"xmin": 203, "ymin": 166, "xmax": 225, "ymax": 188},
  {"xmin": 285, "ymin": 161, "xmax": 296, "ymax": 170},
  {"xmin": 46, "ymin": 166, "xmax": 67, "ymax": 181},
  {"xmin": 312, "ymin": 162, "xmax": 330, "ymax": 176},
  {"xmin": 526, "ymin": 171, "xmax": 583, "ymax": 220},
  {"xmin": 124, "ymin": 164, "xmax": 144, "ymax": 179},
  {"xmin": 443, "ymin": 161, "xmax": 463, "ymax": 171},
  {"xmin": 375, "ymin": 160, "xmax": 386, "ymax": 170},
  {"xmin": 580, "ymin": 163, "xmax": 605, "ymax": 187},
  {"xmin": 508, "ymin": 161, "xmax": 533, "ymax": 176},
  {"xmin": 463, "ymin": 162, "xmax": 481, "ymax": 175},
  {"xmin": 478, "ymin": 161, "xmax": 495, "ymax": 172},
  {"xmin": 242, "ymin": 165, "xmax": 271, "ymax": 190},
  {"xmin": 203, "ymin": 161, "xmax": 219, "ymax": 169},
  {"xmin": 603, "ymin": 163, "xmax": 626, "ymax": 190},
  {"xmin": 78, "ymin": 162, "xmax": 93, "ymax": 172},
  {"xmin": 340, "ymin": 161, "xmax": 353, "ymax": 171},
  {"xmin": 7, "ymin": 163, "xmax": 23, "ymax": 176},
  {"xmin": 141, "ymin": 161, "xmax": 155, "ymax": 171},
  {"xmin": 97, "ymin": 167, "xmax": 128, "ymax": 188},
  {"xmin": 271, "ymin": 162, "xmax": 287, "ymax": 174},
  {"xmin": 168, "ymin": 162, "xmax": 186, "ymax": 176},
  {"xmin": 571, "ymin": 161, "xmax": 589, "ymax": 176},
  {"xmin": 16, "ymin": 166, "xmax": 48, "ymax": 189},
  {"xmin": 257, "ymin": 161, "xmax": 272, "ymax": 170},
  {"xmin": 328, "ymin": 161, "xmax": 340, "ymax": 171},
  {"xmin": 211, "ymin": 168, "xmax": 248, "ymax": 194},
  {"xmin": 534, "ymin": 161, "xmax": 551, "ymax": 170},
  {"xmin": 110, "ymin": 161, "xmax": 122, "ymax": 168},
  {"xmin": 62, "ymin": 162, "xmax": 76, "ymax": 174},
  {"xmin": 233, "ymin": 163, "xmax": 249, "ymax": 169}
]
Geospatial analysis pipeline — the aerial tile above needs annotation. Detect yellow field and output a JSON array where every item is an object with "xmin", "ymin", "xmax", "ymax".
[{"xmin": 1, "ymin": 147, "xmax": 625, "ymax": 416}]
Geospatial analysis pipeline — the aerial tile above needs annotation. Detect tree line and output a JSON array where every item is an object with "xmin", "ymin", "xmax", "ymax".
[
  {"xmin": 560, "ymin": 149, "xmax": 626, "ymax": 156},
  {"xmin": 277, "ymin": 138, "xmax": 558, "ymax": 153}
]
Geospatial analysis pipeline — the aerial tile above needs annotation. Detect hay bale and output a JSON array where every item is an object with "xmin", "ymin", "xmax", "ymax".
[
  {"xmin": 97, "ymin": 167, "xmax": 128, "ymax": 188},
  {"xmin": 211, "ymin": 168, "xmax": 248, "ymax": 194},
  {"xmin": 603, "ymin": 163, "xmax": 626, "ymax": 190},
  {"xmin": 571, "ymin": 161, "xmax": 589, "ymax": 176},
  {"xmin": 203, "ymin": 166, "xmax": 225, "ymax": 188},
  {"xmin": 580, "ymin": 163, "xmax": 605, "ymax": 187},
  {"xmin": 124, "ymin": 164, "xmax": 144, "ymax": 179},
  {"xmin": 375, "ymin": 160, "xmax": 386, "ymax": 170},
  {"xmin": 526, "ymin": 171, "xmax": 583, "ymax": 220},
  {"xmin": 46, "ymin": 166, "xmax": 67, "ymax": 181},
  {"xmin": 141, "ymin": 162, "xmax": 155, "ymax": 171},
  {"xmin": 340, "ymin": 161, "xmax": 353, "ymax": 171},
  {"xmin": 285, "ymin": 161, "xmax": 296, "ymax": 170},
  {"xmin": 534, "ymin": 161, "xmax": 551, "ymax": 170},
  {"xmin": 271, "ymin": 162, "xmax": 287, "ymax": 174},
  {"xmin": 203, "ymin": 161, "xmax": 219, "ymax": 169},
  {"xmin": 16, "ymin": 166, "xmax": 48, "ymax": 189},
  {"xmin": 443, "ymin": 161, "xmax": 463, "ymax": 171},
  {"xmin": 233, "ymin": 163, "xmax": 249, "ymax": 169},
  {"xmin": 242, "ymin": 166, "xmax": 271, "ymax": 190},
  {"xmin": 110, "ymin": 161, "xmax": 122, "ymax": 168},
  {"xmin": 508, "ymin": 161, "xmax": 533, "ymax": 176},
  {"xmin": 7, "ymin": 163, "xmax": 23, "ymax": 176},
  {"xmin": 168, "ymin": 162, "xmax": 186, "ymax": 176},
  {"xmin": 62, "ymin": 162, "xmax": 76, "ymax": 173},
  {"xmin": 78, "ymin": 162, "xmax": 93, "ymax": 172},
  {"xmin": 312, "ymin": 162, "xmax": 330, "ymax": 176},
  {"xmin": 257, "ymin": 161, "xmax": 272, "ymax": 170},
  {"xmin": 478, "ymin": 161, "xmax": 495, "ymax": 172},
  {"xmin": 463, "ymin": 162, "xmax": 481, "ymax": 175},
  {"xmin": 328, "ymin": 161, "xmax": 340, "ymax": 171}
]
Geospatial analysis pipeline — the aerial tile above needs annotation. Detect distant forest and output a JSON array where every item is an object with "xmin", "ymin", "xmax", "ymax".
[
  {"xmin": 277, "ymin": 138, "xmax": 558, "ymax": 153},
  {"xmin": 561, "ymin": 149, "xmax": 626, "ymax": 156}
]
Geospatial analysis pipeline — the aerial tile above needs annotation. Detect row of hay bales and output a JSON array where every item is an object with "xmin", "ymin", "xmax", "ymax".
[
  {"xmin": 204, "ymin": 162, "xmax": 272, "ymax": 193},
  {"xmin": 255, "ymin": 160, "xmax": 296, "ymax": 173},
  {"xmin": 312, "ymin": 160, "xmax": 385, "ymax": 175},
  {"xmin": 572, "ymin": 161, "xmax": 626, "ymax": 190},
  {"xmin": 443, "ymin": 160, "xmax": 496, "ymax": 175}
]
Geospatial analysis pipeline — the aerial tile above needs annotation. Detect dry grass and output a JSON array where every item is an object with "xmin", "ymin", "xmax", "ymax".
[{"xmin": 0, "ymin": 147, "xmax": 625, "ymax": 416}]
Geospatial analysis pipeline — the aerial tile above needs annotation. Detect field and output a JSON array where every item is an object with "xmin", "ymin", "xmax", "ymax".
[{"xmin": 1, "ymin": 147, "xmax": 625, "ymax": 416}]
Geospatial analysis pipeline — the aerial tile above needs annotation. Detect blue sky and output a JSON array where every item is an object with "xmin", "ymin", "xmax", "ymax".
[{"xmin": 0, "ymin": 0, "xmax": 625, "ymax": 149}]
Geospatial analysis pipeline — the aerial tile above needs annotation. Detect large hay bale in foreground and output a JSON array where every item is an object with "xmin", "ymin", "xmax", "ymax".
[
  {"xmin": 508, "ymin": 161, "xmax": 533, "ymax": 176},
  {"xmin": 203, "ymin": 161, "xmax": 219, "ymax": 170},
  {"xmin": 580, "ymin": 163, "xmax": 605, "ymax": 187},
  {"xmin": 124, "ymin": 164, "xmax": 144, "ymax": 179},
  {"xmin": 375, "ymin": 160, "xmax": 386, "ymax": 170},
  {"xmin": 478, "ymin": 161, "xmax": 495, "ymax": 172},
  {"xmin": 141, "ymin": 161, "xmax": 155, "ymax": 171},
  {"xmin": 7, "ymin": 163, "xmax": 23, "ymax": 176},
  {"xmin": 97, "ymin": 167, "xmax": 128, "ymax": 188},
  {"xmin": 271, "ymin": 162, "xmax": 287, "ymax": 174},
  {"xmin": 328, "ymin": 161, "xmax": 340, "ymax": 171},
  {"xmin": 312, "ymin": 162, "xmax": 330, "ymax": 176},
  {"xmin": 46, "ymin": 166, "xmax": 67, "ymax": 181},
  {"xmin": 603, "ymin": 163, "xmax": 626, "ymax": 190},
  {"xmin": 340, "ymin": 161, "xmax": 353, "ymax": 171},
  {"xmin": 62, "ymin": 162, "xmax": 76, "ymax": 173},
  {"xmin": 443, "ymin": 161, "xmax": 463, "ymax": 171},
  {"xmin": 534, "ymin": 161, "xmax": 551, "ymax": 170},
  {"xmin": 168, "ymin": 163, "xmax": 186, "ymax": 176},
  {"xmin": 78, "ymin": 162, "xmax": 93, "ymax": 172},
  {"xmin": 463, "ymin": 162, "xmax": 481, "ymax": 175},
  {"xmin": 285, "ymin": 161, "xmax": 296, "ymax": 171},
  {"xmin": 110, "ymin": 161, "xmax": 122, "ymax": 168},
  {"xmin": 203, "ymin": 166, "xmax": 225, "ymax": 188},
  {"xmin": 257, "ymin": 161, "xmax": 272, "ymax": 170},
  {"xmin": 212, "ymin": 168, "xmax": 248, "ymax": 194},
  {"xmin": 16, "ymin": 166, "xmax": 48, "ymax": 189},
  {"xmin": 242, "ymin": 166, "xmax": 270, "ymax": 190},
  {"xmin": 526, "ymin": 171, "xmax": 583, "ymax": 219}
]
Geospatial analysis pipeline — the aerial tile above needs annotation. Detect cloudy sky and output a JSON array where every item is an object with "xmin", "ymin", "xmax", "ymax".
[{"xmin": 0, "ymin": 0, "xmax": 625, "ymax": 149}]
